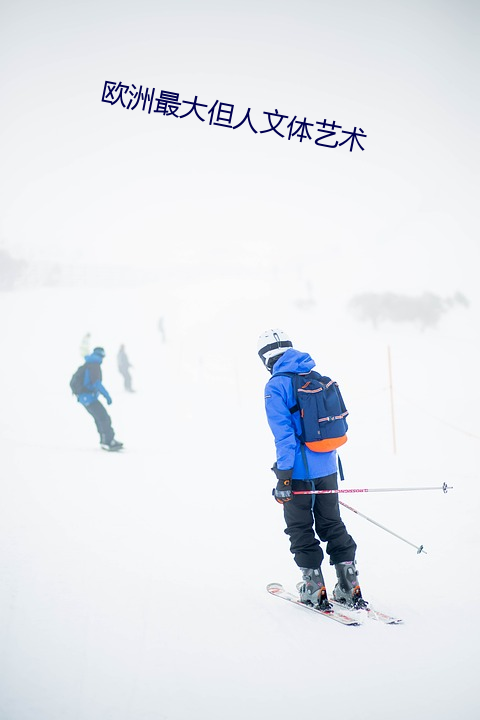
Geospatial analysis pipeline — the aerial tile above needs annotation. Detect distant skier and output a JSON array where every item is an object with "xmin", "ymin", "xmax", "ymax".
[
  {"xmin": 71, "ymin": 346, "xmax": 123, "ymax": 451},
  {"xmin": 258, "ymin": 328, "xmax": 366, "ymax": 610},
  {"xmin": 117, "ymin": 344, "xmax": 134, "ymax": 392},
  {"xmin": 80, "ymin": 332, "xmax": 91, "ymax": 358},
  {"xmin": 158, "ymin": 317, "xmax": 166, "ymax": 343}
]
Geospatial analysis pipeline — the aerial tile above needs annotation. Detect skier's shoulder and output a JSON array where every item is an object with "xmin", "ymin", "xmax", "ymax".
[
  {"xmin": 265, "ymin": 372, "xmax": 290, "ymax": 390},
  {"xmin": 264, "ymin": 374, "xmax": 294, "ymax": 408}
]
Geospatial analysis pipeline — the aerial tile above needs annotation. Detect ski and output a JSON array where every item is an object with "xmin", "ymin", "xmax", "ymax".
[
  {"xmin": 328, "ymin": 598, "xmax": 403, "ymax": 625},
  {"xmin": 267, "ymin": 583, "xmax": 361, "ymax": 626}
]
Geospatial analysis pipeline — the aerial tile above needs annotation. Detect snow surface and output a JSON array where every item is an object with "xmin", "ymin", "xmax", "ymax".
[{"xmin": 1, "ymin": 278, "xmax": 478, "ymax": 720}]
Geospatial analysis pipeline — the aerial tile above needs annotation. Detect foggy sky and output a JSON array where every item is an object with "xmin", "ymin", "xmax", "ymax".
[{"xmin": 1, "ymin": 1, "xmax": 479, "ymax": 296}]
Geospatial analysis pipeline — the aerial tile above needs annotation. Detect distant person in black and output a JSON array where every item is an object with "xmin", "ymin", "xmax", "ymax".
[{"xmin": 117, "ymin": 344, "xmax": 134, "ymax": 392}]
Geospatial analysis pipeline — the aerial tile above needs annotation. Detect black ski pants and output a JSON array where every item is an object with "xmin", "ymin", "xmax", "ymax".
[
  {"xmin": 83, "ymin": 400, "xmax": 114, "ymax": 444},
  {"xmin": 120, "ymin": 368, "xmax": 133, "ymax": 391},
  {"xmin": 283, "ymin": 472, "xmax": 356, "ymax": 569}
]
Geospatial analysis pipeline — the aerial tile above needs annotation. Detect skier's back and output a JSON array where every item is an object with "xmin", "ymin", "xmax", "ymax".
[{"xmin": 258, "ymin": 328, "xmax": 367, "ymax": 610}]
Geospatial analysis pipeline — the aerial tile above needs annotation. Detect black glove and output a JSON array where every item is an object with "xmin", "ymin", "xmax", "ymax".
[
  {"xmin": 273, "ymin": 478, "xmax": 293, "ymax": 504},
  {"xmin": 271, "ymin": 464, "xmax": 293, "ymax": 504},
  {"xmin": 271, "ymin": 463, "xmax": 293, "ymax": 481}
]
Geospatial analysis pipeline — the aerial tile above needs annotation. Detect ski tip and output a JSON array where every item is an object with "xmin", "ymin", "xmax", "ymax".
[
  {"xmin": 366, "ymin": 607, "xmax": 404, "ymax": 624},
  {"xmin": 266, "ymin": 583, "xmax": 284, "ymax": 593}
]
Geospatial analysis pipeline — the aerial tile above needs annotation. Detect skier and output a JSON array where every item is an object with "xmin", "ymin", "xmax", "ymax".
[
  {"xmin": 80, "ymin": 332, "xmax": 91, "ymax": 358},
  {"xmin": 258, "ymin": 329, "xmax": 366, "ymax": 610},
  {"xmin": 117, "ymin": 344, "xmax": 134, "ymax": 392},
  {"xmin": 158, "ymin": 316, "xmax": 166, "ymax": 343},
  {"xmin": 75, "ymin": 346, "xmax": 123, "ymax": 451}
]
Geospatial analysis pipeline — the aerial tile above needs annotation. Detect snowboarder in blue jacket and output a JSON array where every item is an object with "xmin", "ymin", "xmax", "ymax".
[
  {"xmin": 258, "ymin": 329, "xmax": 366, "ymax": 610},
  {"xmin": 76, "ymin": 347, "xmax": 123, "ymax": 451}
]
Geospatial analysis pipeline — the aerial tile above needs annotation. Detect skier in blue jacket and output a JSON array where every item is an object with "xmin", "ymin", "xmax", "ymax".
[
  {"xmin": 258, "ymin": 329, "xmax": 366, "ymax": 610},
  {"xmin": 77, "ymin": 347, "xmax": 123, "ymax": 451}
]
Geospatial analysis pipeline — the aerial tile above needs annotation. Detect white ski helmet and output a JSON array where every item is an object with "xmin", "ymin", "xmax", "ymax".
[{"xmin": 257, "ymin": 328, "xmax": 293, "ymax": 369}]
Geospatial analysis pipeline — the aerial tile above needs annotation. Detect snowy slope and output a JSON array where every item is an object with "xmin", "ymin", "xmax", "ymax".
[{"xmin": 1, "ymin": 278, "xmax": 479, "ymax": 720}]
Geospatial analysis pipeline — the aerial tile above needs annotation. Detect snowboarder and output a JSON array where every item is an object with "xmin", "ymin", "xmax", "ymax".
[
  {"xmin": 258, "ymin": 328, "xmax": 366, "ymax": 610},
  {"xmin": 74, "ymin": 346, "xmax": 123, "ymax": 451},
  {"xmin": 117, "ymin": 344, "xmax": 134, "ymax": 392}
]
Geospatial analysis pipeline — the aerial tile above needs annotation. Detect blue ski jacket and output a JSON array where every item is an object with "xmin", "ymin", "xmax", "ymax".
[
  {"xmin": 264, "ymin": 348, "xmax": 337, "ymax": 480},
  {"xmin": 77, "ymin": 351, "xmax": 112, "ymax": 407}
]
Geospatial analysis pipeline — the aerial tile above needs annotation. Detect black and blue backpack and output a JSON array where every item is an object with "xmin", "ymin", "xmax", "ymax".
[
  {"xmin": 69, "ymin": 364, "xmax": 87, "ymax": 395},
  {"xmin": 276, "ymin": 371, "xmax": 348, "ymax": 452}
]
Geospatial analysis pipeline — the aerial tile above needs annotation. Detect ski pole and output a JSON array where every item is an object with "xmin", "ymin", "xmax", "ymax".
[
  {"xmin": 338, "ymin": 499, "xmax": 427, "ymax": 554},
  {"xmin": 292, "ymin": 482, "xmax": 452, "ymax": 496}
]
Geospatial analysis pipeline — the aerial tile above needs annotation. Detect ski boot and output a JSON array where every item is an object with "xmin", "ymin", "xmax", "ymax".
[
  {"xmin": 333, "ymin": 561, "xmax": 368, "ymax": 609},
  {"xmin": 297, "ymin": 568, "xmax": 332, "ymax": 611}
]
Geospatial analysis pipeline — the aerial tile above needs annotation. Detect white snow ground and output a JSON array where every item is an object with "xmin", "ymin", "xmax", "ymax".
[{"xmin": 1, "ymin": 277, "xmax": 479, "ymax": 720}]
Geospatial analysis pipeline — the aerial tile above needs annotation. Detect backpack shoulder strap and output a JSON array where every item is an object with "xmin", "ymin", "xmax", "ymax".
[{"xmin": 83, "ymin": 363, "xmax": 91, "ymax": 388}]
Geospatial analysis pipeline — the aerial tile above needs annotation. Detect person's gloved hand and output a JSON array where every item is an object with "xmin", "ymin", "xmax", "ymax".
[
  {"xmin": 271, "ymin": 464, "xmax": 293, "ymax": 504},
  {"xmin": 105, "ymin": 394, "xmax": 112, "ymax": 405}
]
